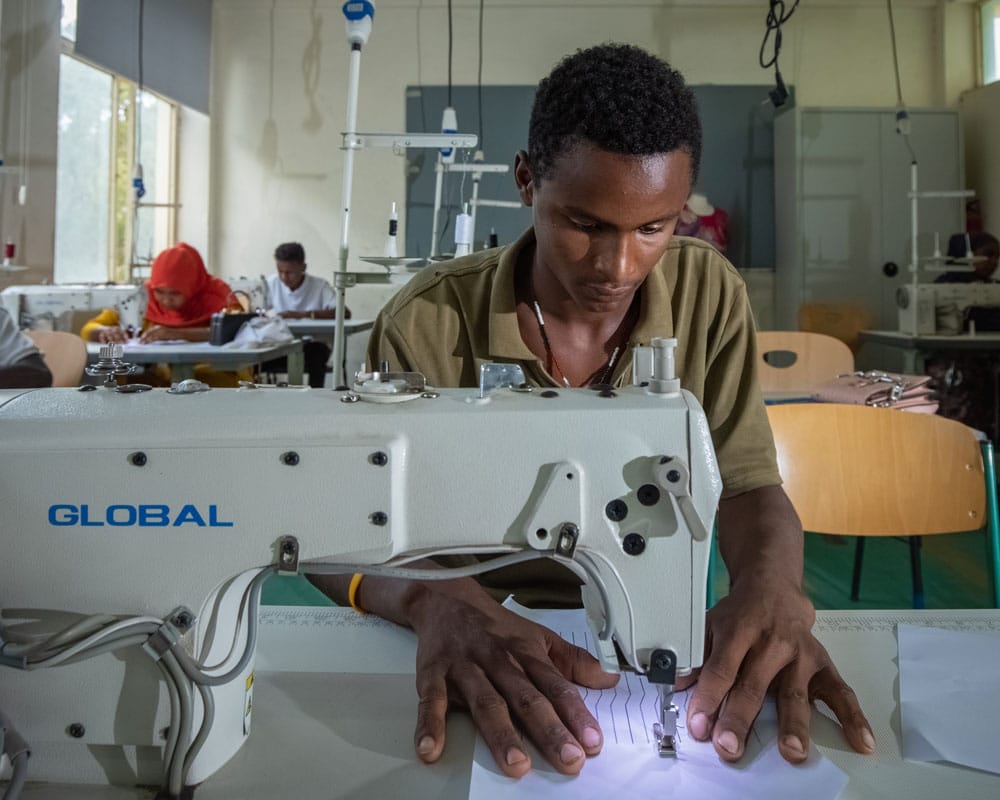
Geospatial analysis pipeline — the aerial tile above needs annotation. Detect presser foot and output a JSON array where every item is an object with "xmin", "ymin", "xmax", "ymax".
[{"xmin": 653, "ymin": 703, "xmax": 680, "ymax": 757}]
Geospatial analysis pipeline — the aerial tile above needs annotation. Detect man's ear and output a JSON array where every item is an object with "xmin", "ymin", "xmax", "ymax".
[{"xmin": 514, "ymin": 150, "xmax": 535, "ymax": 207}]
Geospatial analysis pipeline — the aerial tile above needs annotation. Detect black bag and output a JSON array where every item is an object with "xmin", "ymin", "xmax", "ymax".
[{"xmin": 209, "ymin": 312, "xmax": 257, "ymax": 345}]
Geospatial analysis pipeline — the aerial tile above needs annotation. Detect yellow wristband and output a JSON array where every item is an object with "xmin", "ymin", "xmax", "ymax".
[
  {"xmin": 310, "ymin": 310, "xmax": 316, "ymax": 319},
  {"xmin": 348, "ymin": 573, "xmax": 367, "ymax": 613}
]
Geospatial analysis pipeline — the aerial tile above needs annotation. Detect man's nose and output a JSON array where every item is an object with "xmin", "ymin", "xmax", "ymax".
[{"xmin": 595, "ymin": 234, "xmax": 636, "ymax": 283}]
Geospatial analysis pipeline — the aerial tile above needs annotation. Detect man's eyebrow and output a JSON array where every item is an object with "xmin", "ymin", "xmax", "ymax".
[{"xmin": 562, "ymin": 206, "xmax": 681, "ymax": 227}]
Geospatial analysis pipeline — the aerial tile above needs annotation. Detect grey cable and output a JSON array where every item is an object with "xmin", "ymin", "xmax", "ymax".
[
  {"xmin": 155, "ymin": 658, "xmax": 181, "ymax": 788},
  {"xmin": 182, "ymin": 683, "xmax": 215, "ymax": 780},
  {"xmin": 302, "ymin": 549, "xmax": 547, "ymax": 581},
  {"xmin": 0, "ymin": 706, "xmax": 30, "ymax": 800}
]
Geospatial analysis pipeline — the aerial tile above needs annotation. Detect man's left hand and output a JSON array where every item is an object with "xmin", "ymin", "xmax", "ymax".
[{"xmin": 682, "ymin": 486, "xmax": 876, "ymax": 764}]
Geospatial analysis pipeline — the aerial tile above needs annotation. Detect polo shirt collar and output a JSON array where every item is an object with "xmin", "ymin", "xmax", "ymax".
[{"xmin": 486, "ymin": 227, "xmax": 678, "ymax": 359}]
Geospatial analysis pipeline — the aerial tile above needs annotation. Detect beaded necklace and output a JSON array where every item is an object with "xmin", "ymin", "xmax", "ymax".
[{"xmin": 531, "ymin": 300, "xmax": 624, "ymax": 388}]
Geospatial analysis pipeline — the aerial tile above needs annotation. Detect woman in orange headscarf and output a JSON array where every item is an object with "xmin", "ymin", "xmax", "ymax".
[
  {"xmin": 81, "ymin": 243, "xmax": 249, "ymax": 385},
  {"xmin": 83, "ymin": 243, "xmax": 237, "ymax": 343}
]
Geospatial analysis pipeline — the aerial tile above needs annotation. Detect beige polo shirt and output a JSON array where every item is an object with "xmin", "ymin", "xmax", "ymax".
[{"xmin": 368, "ymin": 228, "xmax": 780, "ymax": 498}]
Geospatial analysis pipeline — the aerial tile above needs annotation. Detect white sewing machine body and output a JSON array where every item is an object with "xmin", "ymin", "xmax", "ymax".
[
  {"xmin": 0, "ymin": 284, "xmax": 147, "ymax": 332},
  {"xmin": 0, "ymin": 380, "xmax": 720, "ymax": 790},
  {"xmin": 897, "ymin": 282, "xmax": 1000, "ymax": 334}
]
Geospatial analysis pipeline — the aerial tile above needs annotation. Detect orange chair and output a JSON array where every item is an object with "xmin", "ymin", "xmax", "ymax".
[
  {"xmin": 768, "ymin": 403, "xmax": 1000, "ymax": 608},
  {"xmin": 756, "ymin": 331, "xmax": 854, "ymax": 395},
  {"xmin": 24, "ymin": 330, "xmax": 88, "ymax": 387}
]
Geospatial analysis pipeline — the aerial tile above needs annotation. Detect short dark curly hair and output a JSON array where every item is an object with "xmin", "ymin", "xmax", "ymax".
[
  {"xmin": 274, "ymin": 242, "xmax": 305, "ymax": 264},
  {"xmin": 527, "ymin": 43, "xmax": 701, "ymax": 185}
]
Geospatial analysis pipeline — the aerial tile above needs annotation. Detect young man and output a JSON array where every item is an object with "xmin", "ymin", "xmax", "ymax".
[
  {"xmin": 265, "ymin": 242, "xmax": 349, "ymax": 388},
  {"xmin": 310, "ymin": 44, "xmax": 875, "ymax": 778}
]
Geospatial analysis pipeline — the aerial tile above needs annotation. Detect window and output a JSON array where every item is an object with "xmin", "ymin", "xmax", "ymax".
[
  {"xmin": 984, "ymin": 0, "xmax": 1000, "ymax": 85},
  {"xmin": 55, "ymin": 48, "xmax": 177, "ymax": 283}
]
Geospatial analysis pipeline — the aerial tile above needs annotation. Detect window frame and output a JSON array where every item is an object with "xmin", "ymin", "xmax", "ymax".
[{"xmin": 56, "ymin": 34, "xmax": 179, "ymax": 285}]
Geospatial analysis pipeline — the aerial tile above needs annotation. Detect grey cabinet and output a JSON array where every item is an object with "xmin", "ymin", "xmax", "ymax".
[{"xmin": 774, "ymin": 107, "xmax": 965, "ymax": 330}]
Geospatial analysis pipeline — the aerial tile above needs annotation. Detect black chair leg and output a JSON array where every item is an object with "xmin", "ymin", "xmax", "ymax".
[
  {"xmin": 909, "ymin": 535, "xmax": 925, "ymax": 609},
  {"xmin": 850, "ymin": 537, "xmax": 865, "ymax": 601}
]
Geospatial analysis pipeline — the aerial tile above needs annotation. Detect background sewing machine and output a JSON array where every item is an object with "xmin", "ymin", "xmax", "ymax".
[
  {"xmin": 0, "ymin": 352, "xmax": 718, "ymax": 797},
  {"xmin": 0, "ymin": 278, "xmax": 268, "ymax": 333},
  {"xmin": 896, "ymin": 282, "xmax": 1000, "ymax": 334}
]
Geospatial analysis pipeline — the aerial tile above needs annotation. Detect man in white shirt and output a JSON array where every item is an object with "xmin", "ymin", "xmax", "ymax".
[
  {"xmin": 0, "ymin": 307, "xmax": 52, "ymax": 388},
  {"xmin": 265, "ymin": 242, "xmax": 350, "ymax": 387}
]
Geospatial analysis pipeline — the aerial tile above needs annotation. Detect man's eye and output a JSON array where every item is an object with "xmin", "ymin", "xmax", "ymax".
[
  {"xmin": 569, "ymin": 219, "xmax": 598, "ymax": 231},
  {"xmin": 638, "ymin": 225, "xmax": 665, "ymax": 235}
]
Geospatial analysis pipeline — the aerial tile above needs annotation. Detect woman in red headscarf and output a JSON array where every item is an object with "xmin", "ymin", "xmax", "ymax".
[
  {"xmin": 81, "ymin": 243, "xmax": 249, "ymax": 385},
  {"xmin": 83, "ymin": 243, "xmax": 237, "ymax": 343}
]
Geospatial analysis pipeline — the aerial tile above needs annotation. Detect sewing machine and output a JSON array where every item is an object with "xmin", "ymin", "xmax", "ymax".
[
  {"xmin": 0, "ymin": 284, "xmax": 146, "ymax": 332},
  {"xmin": 0, "ymin": 343, "xmax": 720, "ymax": 797},
  {"xmin": 897, "ymin": 282, "xmax": 1000, "ymax": 334}
]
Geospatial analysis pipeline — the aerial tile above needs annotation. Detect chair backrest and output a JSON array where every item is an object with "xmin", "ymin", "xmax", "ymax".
[
  {"xmin": 24, "ymin": 330, "xmax": 88, "ymax": 387},
  {"xmin": 798, "ymin": 302, "xmax": 874, "ymax": 354},
  {"xmin": 768, "ymin": 403, "xmax": 986, "ymax": 536},
  {"xmin": 756, "ymin": 330, "xmax": 854, "ymax": 392}
]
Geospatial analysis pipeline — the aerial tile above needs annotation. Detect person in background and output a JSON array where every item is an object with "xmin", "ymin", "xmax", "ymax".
[
  {"xmin": 309, "ymin": 44, "xmax": 874, "ymax": 779},
  {"xmin": 81, "ymin": 243, "xmax": 250, "ymax": 386},
  {"xmin": 935, "ymin": 232, "xmax": 1000, "ymax": 284},
  {"xmin": 927, "ymin": 231, "xmax": 1000, "ymax": 440},
  {"xmin": 264, "ymin": 242, "xmax": 350, "ymax": 388},
  {"xmin": 0, "ymin": 306, "xmax": 52, "ymax": 388}
]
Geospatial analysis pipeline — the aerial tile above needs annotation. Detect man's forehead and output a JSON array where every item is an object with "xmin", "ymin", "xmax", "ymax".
[{"xmin": 276, "ymin": 260, "xmax": 305, "ymax": 270}]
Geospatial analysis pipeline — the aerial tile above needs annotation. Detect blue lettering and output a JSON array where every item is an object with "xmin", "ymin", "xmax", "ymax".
[
  {"xmin": 208, "ymin": 505, "xmax": 234, "ymax": 527},
  {"xmin": 139, "ymin": 505, "xmax": 170, "ymax": 526},
  {"xmin": 49, "ymin": 505, "xmax": 78, "ymax": 525},
  {"xmin": 106, "ymin": 505, "xmax": 137, "ymax": 526},
  {"xmin": 79, "ymin": 504, "xmax": 105, "ymax": 527},
  {"xmin": 173, "ymin": 504, "xmax": 206, "ymax": 527}
]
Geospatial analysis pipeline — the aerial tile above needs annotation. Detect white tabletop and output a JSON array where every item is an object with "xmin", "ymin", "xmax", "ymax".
[
  {"xmin": 284, "ymin": 318, "xmax": 374, "ymax": 338},
  {"xmin": 17, "ymin": 607, "xmax": 999, "ymax": 799},
  {"xmin": 860, "ymin": 329, "xmax": 1000, "ymax": 349}
]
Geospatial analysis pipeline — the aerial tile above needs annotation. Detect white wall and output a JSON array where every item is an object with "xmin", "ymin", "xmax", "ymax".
[
  {"xmin": 209, "ymin": 0, "xmax": 980, "ymax": 291},
  {"xmin": 960, "ymin": 81, "xmax": 1000, "ymax": 236},
  {"xmin": 176, "ymin": 105, "xmax": 211, "ymax": 259},
  {"xmin": 0, "ymin": 0, "xmax": 60, "ymax": 283}
]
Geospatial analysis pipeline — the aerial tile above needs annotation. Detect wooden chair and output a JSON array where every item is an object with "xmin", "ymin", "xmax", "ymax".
[
  {"xmin": 768, "ymin": 403, "xmax": 1000, "ymax": 608},
  {"xmin": 756, "ymin": 331, "xmax": 854, "ymax": 394},
  {"xmin": 798, "ymin": 302, "xmax": 874, "ymax": 355},
  {"xmin": 24, "ymin": 330, "xmax": 88, "ymax": 387}
]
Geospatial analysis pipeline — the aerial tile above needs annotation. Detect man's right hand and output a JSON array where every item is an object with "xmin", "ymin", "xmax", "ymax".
[{"xmin": 403, "ymin": 585, "xmax": 618, "ymax": 778}]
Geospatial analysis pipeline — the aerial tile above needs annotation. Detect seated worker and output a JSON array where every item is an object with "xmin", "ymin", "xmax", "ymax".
[
  {"xmin": 0, "ymin": 306, "xmax": 52, "ymax": 388},
  {"xmin": 927, "ymin": 231, "xmax": 1000, "ymax": 439},
  {"xmin": 81, "ymin": 243, "xmax": 250, "ymax": 387},
  {"xmin": 308, "ymin": 44, "xmax": 875, "ymax": 779},
  {"xmin": 263, "ymin": 242, "xmax": 350, "ymax": 388},
  {"xmin": 935, "ymin": 231, "xmax": 1000, "ymax": 285}
]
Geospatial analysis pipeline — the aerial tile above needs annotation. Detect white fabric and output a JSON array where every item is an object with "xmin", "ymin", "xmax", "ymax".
[
  {"xmin": 0, "ymin": 307, "xmax": 39, "ymax": 367},
  {"xmin": 266, "ymin": 273, "xmax": 335, "ymax": 314}
]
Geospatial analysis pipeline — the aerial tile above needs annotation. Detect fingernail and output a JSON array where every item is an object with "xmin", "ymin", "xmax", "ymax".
[
  {"xmin": 781, "ymin": 735, "xmax": 805, "ymax": 756},
  {"xmin": 690, "ymin": 712, "xmax": 711, "ymax": 740},
  {"xmin": 861, "ymin": 728, "xmax": 876, "ymax": 752},
  {"xmin": 506, "ymin": 747, "xmax": 528, "ymax": 766},
  {"xmin": 717, "ymin": 730, "xmax": 740, "ymax": 756},
  {"xmin": 417, "ymin": 735, "xmax": 435, "ymax": 756},
  {"xmin": 559, "ymin": 742, "xmax": 584, "ymax": 765},
  {"xmin": 580, "ymin": 727, "xmax": 601, "ymax": 749}
]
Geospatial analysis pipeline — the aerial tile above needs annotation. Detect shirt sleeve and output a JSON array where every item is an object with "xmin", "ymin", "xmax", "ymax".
[{"xmin": 79, "ymin": 308, "xmax": 122, "ymax": 342}]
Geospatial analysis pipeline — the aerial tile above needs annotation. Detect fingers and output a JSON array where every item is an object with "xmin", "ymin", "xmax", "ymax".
[
  {"xmin": 490, "ymin": 655, "xmax": 590, "ymax": 774},
  {"xmin": 809, "ymin": 660, "xmax": 876, "ymax": 756},
  {"xmin": 412, "ymin": 660, "xmax": 451, "ymax": 766},
  {"xmin": 774, "ymin": 659, "xmax": 816, "ymax": 763},
  {"xmin": 686, "ymin": 626, "xmax": 755, "ymax": 747},
  {"xmin": 445, "ymin": 661, "xmax": 534, "ymax": 778}
]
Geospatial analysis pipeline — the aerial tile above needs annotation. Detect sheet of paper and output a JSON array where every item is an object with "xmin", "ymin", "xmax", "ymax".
[
  {"xmin": 469, "ymin": 603, "xmax": 849, "ymax": 800},
  {"xmin": 898, "ymin": 623, "xmax": 1000, "ymax": 774}
]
